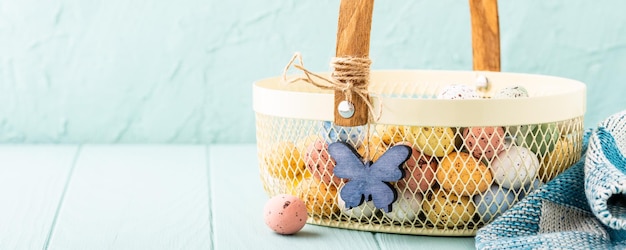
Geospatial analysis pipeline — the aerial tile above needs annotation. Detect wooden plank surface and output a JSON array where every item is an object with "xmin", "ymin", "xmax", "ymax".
[
  {"xmin": 0, "ymin": 145, "xmax": 78, "ymax": 250},
  {"xmin": 376, "ymin": 234, "xmax": 475, "ymax": 250},
  {"xmin": 208, "ymin": 145, "xmax": 381, "ymax": 249},
  {"xmin": 47, "ymin": 145, "xmax": 211, "ymax": 250},
  {"xmin": 212, "ymin": 144, "xmax": 476, "ymax": 249},
  {"xmin": 0, "ymin": 144, "xmax": 477, "ymax": 249}
]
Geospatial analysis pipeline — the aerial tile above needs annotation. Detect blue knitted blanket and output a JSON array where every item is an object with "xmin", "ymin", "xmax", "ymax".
[{"xmin": 475, "ymin": 111, "xmax": 626, "ymax": 249}]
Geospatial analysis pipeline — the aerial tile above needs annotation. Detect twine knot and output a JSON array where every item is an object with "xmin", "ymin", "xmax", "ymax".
[{"xmin": 282, "ymin": 52, "xmax": 380, "ymax": 122}]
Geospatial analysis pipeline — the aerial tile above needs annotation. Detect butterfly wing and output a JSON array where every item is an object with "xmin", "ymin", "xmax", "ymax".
[
  {"xmin": 328, "ymin": 142, "xmax": 368, "ymax": 208},
  {"xmin": 366, "ymin": 145, "xmax": 410, "ymax": 212},
  {"xmin": 340, "ymin": 180, "xmax": 366, "ymax": 209},
  {"xmin": 328, "ymin": 142, "xmax": 366, "ymax": 180},
  {"xmin": 329, "ymin": 143, "xmax": 410, "ymax": 212},
  {"xmin": 370, "ymin": 145, "xmax": 411, "ymax": 182},
  {"xmin": 367, "ymin": 182, "xmax": 397, "ymax": 213}
]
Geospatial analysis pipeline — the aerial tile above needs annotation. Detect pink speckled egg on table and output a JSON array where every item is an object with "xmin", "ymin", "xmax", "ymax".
[{"xmin": 263, "ymin": 194, "xmax": 308, "ymax": 235}]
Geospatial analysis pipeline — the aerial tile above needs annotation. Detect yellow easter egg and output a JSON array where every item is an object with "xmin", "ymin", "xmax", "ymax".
[
  {"xmin": 375, "ymin": 125, "xmax": 406, "ymax": 145},
  {"xmin": 436, "ymin": 152, "xmax": 492, "ymax": 196},
  {"xmin": 265, "ymin": 142, "xmax": 306, "ymax": 180},
  {"xmin": 539, "ymin": 136, "xmax": 577, "ymax": 183},
  {"xmin": 408, "ymin": 126, "xmax": 456, "ymax": 157},
  {"xmin": 286, "ymin": 168, "xmax": 312, "ymax": 196},
  {"xmin": 356, "ymin": 136, "xmax": 387, "ymax": 162},
  {"xmin": 295, "ymin": 178, "xmax": 339, "ymax": 217},
  {"xmin": 423, "ymin": 189, "xmax": 475, "ymax": 228}
]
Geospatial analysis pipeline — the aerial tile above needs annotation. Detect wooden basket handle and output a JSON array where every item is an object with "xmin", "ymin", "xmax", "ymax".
[
  {"xmin": 334, "ymin": 0, "xmax": 375, "ymax": 126},
  {"xmin": 469, "ymin": 0, "xmax": 501, "ymax": 72},
  {"xmin": 333, "ymin": 0, "xmax": 500, "ymax": 126}
]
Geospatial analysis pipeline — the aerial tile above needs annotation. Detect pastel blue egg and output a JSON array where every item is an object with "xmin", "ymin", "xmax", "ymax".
[
  {"xmin": 473, "ymin": 185, "xmax": 517, "ymax": 223},
  {"xmin": 518, "ymin": 179, "xmax": 543, "ymax": 200},
  {"xmin": 321, "ymin": 121, "xmax": 364, "ymax": 148}
]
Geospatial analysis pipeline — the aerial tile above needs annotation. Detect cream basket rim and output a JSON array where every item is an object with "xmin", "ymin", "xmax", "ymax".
[{"xmin": 253, "ymin": 70, "xmax": 586, "ymax": 127}]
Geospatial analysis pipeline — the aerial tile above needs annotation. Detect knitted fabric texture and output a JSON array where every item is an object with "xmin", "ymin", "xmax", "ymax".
[{"xmin": 475, "ymin": 110, "xmax": 626, "ymax": 250}]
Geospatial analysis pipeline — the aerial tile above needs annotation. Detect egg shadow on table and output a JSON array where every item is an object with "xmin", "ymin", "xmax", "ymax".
[{"xmin": 291, "ymin": 230, "xmax": 321, "ymax": 238}]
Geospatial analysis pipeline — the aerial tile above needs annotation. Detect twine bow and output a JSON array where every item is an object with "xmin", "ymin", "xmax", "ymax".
[{"xmin": 282, "ymin": 52, "xmax": 381, "ymax": 122}]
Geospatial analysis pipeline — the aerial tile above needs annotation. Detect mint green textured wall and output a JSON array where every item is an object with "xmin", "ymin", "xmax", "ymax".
[{"xmin": 1, "ymin": 0, "xmax": 625, "ymax": 143}]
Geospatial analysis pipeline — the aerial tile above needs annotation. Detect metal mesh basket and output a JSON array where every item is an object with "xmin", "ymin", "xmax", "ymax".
[{"xmin": 253, "ymin": 1, "xmax": 586, "ymax": 236}]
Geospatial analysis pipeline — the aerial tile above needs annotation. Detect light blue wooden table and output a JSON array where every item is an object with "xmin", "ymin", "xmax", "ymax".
[{"xmin": 0, "ymin": 145, "xmax": 475, "ymax": 249}]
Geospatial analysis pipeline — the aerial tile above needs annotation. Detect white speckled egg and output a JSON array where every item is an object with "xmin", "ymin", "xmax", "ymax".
[
  {"xmin": 493, "ymin": 86, "xmax": 529, "ymax": 99},
  {"xmin": 495, "ymin": 86, "xmax": 534, "ymax": 136},
  {"xmin": 385, "ymin": 191, "xmax": 423, "ymax": 223},
  {"xmin": 437, "ymin": 84, "xmax": 480, "ymax": 100},
  {"xmin": 337, "ymin": 188, "xmax": 377, "ymax": 219},
  {"xmin": 491, "ymin": 146, "xmax": 540, "ymax": 189},
  {"xmin": 264, "ymin": 194, "xmax": 308, "ymax": 235}
]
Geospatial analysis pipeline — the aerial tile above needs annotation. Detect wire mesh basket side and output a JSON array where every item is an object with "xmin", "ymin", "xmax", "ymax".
[{"xmin": 256, "ymin": 113, "xmax": 583, "ymax": 235}]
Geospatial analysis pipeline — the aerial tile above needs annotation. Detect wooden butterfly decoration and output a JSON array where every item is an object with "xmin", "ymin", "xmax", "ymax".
[{"xmin": 329, "ymin": 142, "xmax": 411, "ymax": 213}]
